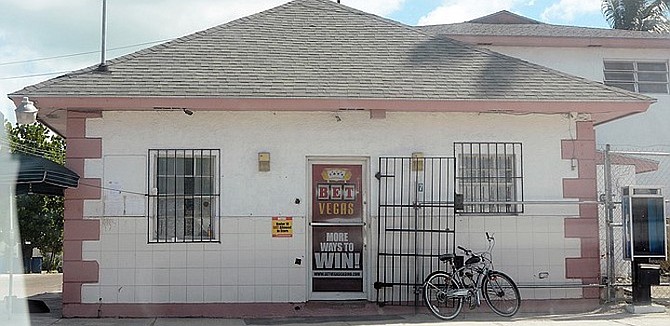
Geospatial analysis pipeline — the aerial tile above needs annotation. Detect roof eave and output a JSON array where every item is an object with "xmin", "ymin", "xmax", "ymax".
[{"xmin": 9, "ymin": 95, "xmax": 653, "ymax": 137}]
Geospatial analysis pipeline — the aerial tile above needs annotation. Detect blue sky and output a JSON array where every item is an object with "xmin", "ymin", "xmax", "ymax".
[{"xmin": 0, "ymin": 0, "xmax": 610, "ymax": 122}]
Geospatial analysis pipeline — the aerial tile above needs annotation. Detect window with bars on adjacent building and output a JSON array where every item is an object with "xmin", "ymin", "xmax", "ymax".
[
  {"xmin": 454, "ymin": 142, "xmax": 523, "ymax": 214},
  {"xmin": 147, "ymin": 149, "xmax": 220, "ymax": 243},
  {"xmin": 603, "ymin": 60, "xmax": 669, "ymax": 94}
]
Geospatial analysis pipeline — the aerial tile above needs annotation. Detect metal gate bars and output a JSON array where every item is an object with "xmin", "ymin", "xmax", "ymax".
[{"xmin": 375, "ymin": 156, "xmax": 456, "ymax": 306}]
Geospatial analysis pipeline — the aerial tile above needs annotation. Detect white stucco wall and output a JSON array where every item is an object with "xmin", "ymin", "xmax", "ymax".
[
  {"xmin": 79, "ymin": 110, "xmax": 584, "ymax": 304},
  {"xmin": 484, "ymin": 46, "xmax": 670, "ymax": 150}
]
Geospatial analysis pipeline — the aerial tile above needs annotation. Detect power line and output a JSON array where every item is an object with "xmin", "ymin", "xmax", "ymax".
[
  {"xmin": 3, "ymin": 134, "xmax": 150, "ymax": 197},
  {"xmin": 3, "ymin": 145, "xmax": 62, "ymax": 163},
  {"xmin": 5, "ymin": 148, "xmax": 146, "ymax": 197},
  {"xmin": 79, "ymin": 181, "xmax": 147, "ymax": 196},
  {"xmin": 0, "ymin": 71, "xmax": 72, "ymax": 81},
  {"xmin": 3, "ymin": 140, "xmax": 145, "ymax": 197},
  {"xmin": 0, "ymin": 38, "xmax": 176, "ymax": 80},
  {"xmin": 0, "ymin": 50, "xmax": 100, "ymax": 67},
  {"xmin": 0, "ymin": 38, "xmax": 174, "ymax": 67},
  {"xmin": 0, "ymin": 136, "xmax": 62, "ymax": 159}
]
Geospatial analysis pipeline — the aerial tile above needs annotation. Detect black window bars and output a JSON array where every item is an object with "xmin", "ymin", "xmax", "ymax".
[
  {"xmin": 454, "ymin": 142, "xmax": 524, "ymax": 214},
  {"xmin": 147, "ymin": 149, "xmax": 220, "ymax": 243}
]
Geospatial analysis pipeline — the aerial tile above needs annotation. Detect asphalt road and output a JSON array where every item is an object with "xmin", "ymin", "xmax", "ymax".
[{"xmin": 0, "ymin": 272, "xmax": 62, "ymax": 299}]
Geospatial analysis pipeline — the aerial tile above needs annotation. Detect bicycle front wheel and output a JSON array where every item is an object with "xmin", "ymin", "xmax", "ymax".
[
  {"xmin": 423, "ymin": 272, "xmax": 463, "ymax": 320},
  {"xmin": 482, "ymin": 271, "xmax": 521, "ymax": 317}
]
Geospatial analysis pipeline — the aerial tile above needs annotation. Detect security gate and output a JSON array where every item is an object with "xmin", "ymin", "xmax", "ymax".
[{"xmin": 375, "ymin": 156, "xmax": 457, "ymax": 306}]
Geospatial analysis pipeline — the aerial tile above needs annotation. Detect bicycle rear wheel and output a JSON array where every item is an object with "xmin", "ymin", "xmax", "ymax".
[
  {"xmin": 482, "ymin": 271, "xmax": 521, "ymax": 317},
  {"xmin": 423, "ymin": 272, "xmax": 463, "ymax": 320}
]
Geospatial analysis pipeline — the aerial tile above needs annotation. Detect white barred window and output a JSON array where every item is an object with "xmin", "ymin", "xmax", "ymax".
[
  {"xmin": 455, "ymin": 143, "xmax": 523, "ymax": 214},
  {"xmin": 148, "ymin": 149, "xmax": 220, "ymax": 243}
]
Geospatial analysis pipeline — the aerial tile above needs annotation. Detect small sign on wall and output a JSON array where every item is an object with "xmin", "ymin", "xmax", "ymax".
[{"xmin": 272, "ymin": 217, "xmax": 293, "ymax": 237}]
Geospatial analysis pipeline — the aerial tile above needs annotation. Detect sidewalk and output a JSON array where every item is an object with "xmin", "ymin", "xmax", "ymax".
[
  {"xmin": 3, "ymin": 274, "xmax": 668, "ymax": 326},
  {"xmin": 19, "ymin": 293, "xmax": 670, "ymax": 326}
]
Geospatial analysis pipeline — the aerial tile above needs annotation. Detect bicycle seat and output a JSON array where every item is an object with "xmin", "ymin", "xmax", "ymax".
[{"xmin": 439, "ymin": 254, "xmax": 455, "ymax": 262}]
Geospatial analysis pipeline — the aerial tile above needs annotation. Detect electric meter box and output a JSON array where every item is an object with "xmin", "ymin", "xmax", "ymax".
[{"xmin": 622, "ymin": 186, "xmax": 667, "ymax": 261}]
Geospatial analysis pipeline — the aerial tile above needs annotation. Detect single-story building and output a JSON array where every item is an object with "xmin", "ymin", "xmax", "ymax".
[{"xmin": 9, "ymin": 0, "xmax": 655, "ymax": 318}]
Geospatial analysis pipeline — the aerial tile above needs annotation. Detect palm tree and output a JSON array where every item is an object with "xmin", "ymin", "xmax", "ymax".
[{"xmin": 601, "ymin": 0, "xmax": 670, "ymax": 33}]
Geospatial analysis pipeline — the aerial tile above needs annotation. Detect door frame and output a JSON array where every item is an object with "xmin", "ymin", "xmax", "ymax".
[{"xmin": 306, "ymin": 156, "xmax": 370, "ymax": 300}]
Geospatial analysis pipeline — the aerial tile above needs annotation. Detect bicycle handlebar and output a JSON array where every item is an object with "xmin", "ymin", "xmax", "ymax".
[
  {"xmin": 456, "ymin": 233, "xmax": 495, "ymax": 257},
  {"xmin": 457, "ymin": 245, "xmax": 471, "ymax": 254}
]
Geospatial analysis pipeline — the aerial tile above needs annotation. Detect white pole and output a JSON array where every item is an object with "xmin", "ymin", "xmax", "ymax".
[
  {"xmin": 98, "ymin": 0, "xmax": 108, "ymax": 70},
  {"xmin": 7, "ymin": 186, "xmax": 14, "ymax": 317}
]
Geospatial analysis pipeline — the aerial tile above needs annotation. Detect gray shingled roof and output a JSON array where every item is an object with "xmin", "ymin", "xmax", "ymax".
[
  {"xmin": 419, "ymin": 16, "xmax": 670, "ymax": 40},
  {"xmin": 10, "ymin": 0, "xmax": 651, "ymax": 102}
]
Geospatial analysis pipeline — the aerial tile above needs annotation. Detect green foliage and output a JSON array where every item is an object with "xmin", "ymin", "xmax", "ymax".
[
  {"xmin": 4, "ymin": 121, "xmax": 65, "ymax": 271},
  {"xmin": 602, "ymin": 0, "xmax": 670, "ymax": 33},
  {"xmin": 5, "ymin": 121, "xmax": 64, "ymax": 164}
]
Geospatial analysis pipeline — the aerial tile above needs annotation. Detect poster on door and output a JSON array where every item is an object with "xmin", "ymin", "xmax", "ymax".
[
  {"xmin": 311, "ymin": 164, "xmax": 364, "ymax": 292},
  {"xmin": 312, "ymin": 164, "xmax": 363, "ymax": 223},
  {"xmin": 312, "ymin": 225, "xmax": 363, "ymax": 292}
]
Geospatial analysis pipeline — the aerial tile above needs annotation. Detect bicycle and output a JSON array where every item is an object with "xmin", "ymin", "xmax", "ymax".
[{"xmin": 422, "ymin": 232, "xmax": 521, "ymax": 320}]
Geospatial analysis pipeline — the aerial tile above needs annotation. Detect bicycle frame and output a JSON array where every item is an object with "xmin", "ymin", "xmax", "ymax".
[
  {"xmin": 450, "ymin": 234, "xmax": 496, "ymax": 307},
  {"xmin": 422, "ymin": 232, "xmax": 521, "ymax": 320}
]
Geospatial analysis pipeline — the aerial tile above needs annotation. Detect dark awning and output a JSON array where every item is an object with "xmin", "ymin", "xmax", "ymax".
[{"xmin": 0, "ymin": 152, "xmax": 80, "ymax": 196}]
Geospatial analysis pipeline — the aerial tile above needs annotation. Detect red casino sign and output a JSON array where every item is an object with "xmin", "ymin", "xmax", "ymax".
[{"xmin": 312, "ymin": 165, "xmax": 363, "ymax": 223}]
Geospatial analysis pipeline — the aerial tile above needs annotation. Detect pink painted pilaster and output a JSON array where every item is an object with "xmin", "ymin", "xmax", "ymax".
[
  {"xmin": 561, "ymin": 120, "xmax": 600, "ymax": 299},
  {"xmin": 65, "ymin": 158, "xmax": 85, "ymax": 176},
  {"xmin": 63, "ymin": 220, "xmax": 101, "ymax": 241},
  {"xmin": 65, "ymin": 178, "xmax": 102, "ymax": 200},
  {"xmin": 561, "ymin": 139, "xmax": 597, "ymax": 160},
  {"xmin": 62, "ymin": 283, "xmax": 83, "ymax": 304},
  {"xmin": 63, "ymin": 261, "xmax": 100, "ymax": 283},
  {"xmin": 563, "ymin": 179, "xmax": 597, "ymax": 198},
  {"xmin": 63, "ymin": 111, "xmax": 103, "ymax": 317},
  {"xmin": 64, "ymin": 199, "xmax": 84, "ymax": 220},
  {"xmin": 564, "ymin": 218, "xmax": 598, "ymax": 238},
  {"xmin": 62, "ymin": 240, "xmax": 82, "ymax": 261},
  {"xmin": 66, "ymin": 138, "xmax": 102, "ymax": 159}
]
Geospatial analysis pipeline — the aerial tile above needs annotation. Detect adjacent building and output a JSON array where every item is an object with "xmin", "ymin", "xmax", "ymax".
[{"xmin": 421, "ymin": 10, "xmax": 670, "ymax": 158}]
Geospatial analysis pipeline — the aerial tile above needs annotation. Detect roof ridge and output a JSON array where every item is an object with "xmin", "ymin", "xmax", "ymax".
[
  {"xmin": 295, "ymin": 0, "xmax": 415, "ymax": 29},
  {"xmin": 467, "ymin": 10, "xmax": 542, "ymax": 24}
]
